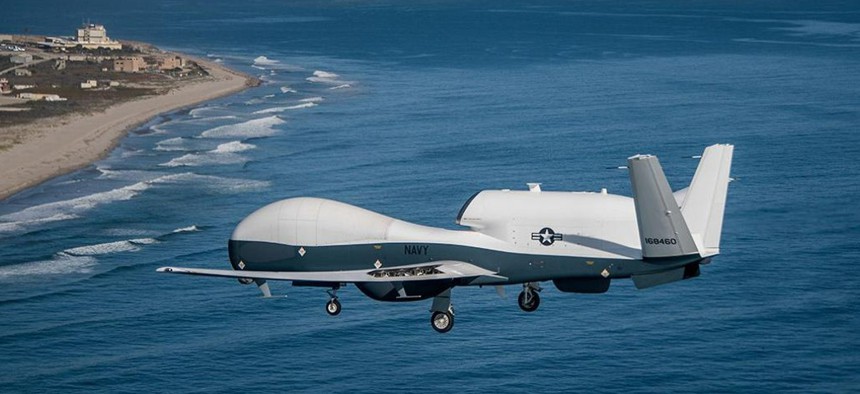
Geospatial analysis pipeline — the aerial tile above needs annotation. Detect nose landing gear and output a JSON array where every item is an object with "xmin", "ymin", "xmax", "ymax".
[{"xmin": 518, "ymin": 282, "xmax": 541, "ymax": 312}]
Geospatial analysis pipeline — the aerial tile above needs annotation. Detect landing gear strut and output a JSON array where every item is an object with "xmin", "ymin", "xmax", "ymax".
[
  {"xmin": 518, "ymin": 282, "xmax": 541, "ymax": 312},
  {"xmin": 325, "ymin": 286, "xmax": 341, "ymax": 316},
  {"xmin": 429, "ymin": 288, "xmax": 454, "ymax": 333}
]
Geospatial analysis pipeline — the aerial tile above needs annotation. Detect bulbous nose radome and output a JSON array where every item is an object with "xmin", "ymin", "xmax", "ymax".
[{"xmin": 231, "ymin": 200, "xmax": 284, "ymax": 243}]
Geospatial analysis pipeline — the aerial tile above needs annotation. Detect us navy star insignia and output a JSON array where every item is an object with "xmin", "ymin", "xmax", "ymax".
[{"xmin": 531, "ymin": 227, "xmax": 562, "ymax": 246}]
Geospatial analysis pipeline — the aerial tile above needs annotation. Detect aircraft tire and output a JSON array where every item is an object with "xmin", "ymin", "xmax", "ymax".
[
  {"xmin": 518, "ymin": 290, "xmax": 540, "ymax": 312},
  {"xmin": 431, "ymin": 311, "xmax": 454, "ymax": 333},
  {"xmin": 325, "ymin": 299, "xmax": 342, "ymax": 316}
]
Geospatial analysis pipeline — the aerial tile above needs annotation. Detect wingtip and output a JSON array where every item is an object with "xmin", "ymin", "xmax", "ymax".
[{"xmin": 156, "ymin": 267, "xmax": 174, "ymax": 273}]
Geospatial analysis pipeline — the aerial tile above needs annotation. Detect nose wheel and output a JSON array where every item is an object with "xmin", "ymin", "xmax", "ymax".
[
  {"xmin": 518, "ymin": 282, "xmax": 541, "ymax": 312},
  {"xmin": 325, "ymin": 287, "xmax": 341, "ymax": 316}
]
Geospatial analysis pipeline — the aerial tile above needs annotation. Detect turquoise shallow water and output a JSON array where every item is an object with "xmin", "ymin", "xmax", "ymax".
[{"xmin": 1, "ymin": 1, "xmax": 859, "ymax": 392}]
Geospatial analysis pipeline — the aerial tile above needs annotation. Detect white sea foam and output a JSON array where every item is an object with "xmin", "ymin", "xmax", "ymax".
[
  {"xmin": 0, "ymin": 182, "xmax": 152, "ymax": 224},
  {"xmin": 306, "ymin": 70, "xmax": 354, "ymax": 85},
  {"xmin": 172, "ymin": 225, "xmax": 200, "ymax": 233},
  {"xmin": 96, "ymin": 168, "xmax": 164, "ymax": 181},
  {"xmin": 0, "ymin": 213, "xmax": 78, "ymax": 233},
  {"xmin": 147, "ymin": 123, "xmax": 172, "ymax": 135},
  {"xmin": 280, "ymin": 86, "xmax": 297, "ymax": 94},
  {"xmin": 212, "ymin": 141, "xmax": 256, "ymax": 153},
  {"xmin": 63, "ymin": 238, "xmax": 158, "ymax": 256},
  {"xmin": 188, "ymin": 108, "xmax": 206, "ymax": 117},
  {"xmin": 155, "ymin": 137, "xmax": 189, "ymax": 151},
  {"xmin": 0, "ymin": 172, "xmax": 267, "ymax": 234},
  {"xmin": 0, "ymin": 173, "xmax": 199, "ymax": 228},
  {"xmin": 0, "ymin": 255, "xmax": 97, "ymax": 280},
  {"xmin": 251, "ymin": 65, "xmax": 267, "ymax": 70},
  {"xmin": 199, "ymin": 115, "xmax": 238, "ymax": 122},
  {"xmin": 200, "ymin": 116, "xmax": 285, "ymax": 138},
  {"xmin": 160, "ymin": 142, "xmax": 255, "ymax": 167},
  {"xmin": 161, "ymin": 152, "xmax": 246, "ymax": 167},
  {"xmin": 252, "ymin": 102, "xmax": 318, "ymax": 114},
  {"xmin": 254, "ymin": 56, "xmax": 279, "ymax": 66},
  {"xmin": 155, "ymin": 173, "xmax": 270, "ymax": 191},
  {"xmin": 313, "ymin": 70, "xmax": 339, "ymax": 79},
  {"xmin": 299, "ymin": 96, "xmax": 324, "ymax": 103},
  {"xmin": 329, "ymin": 84, "xmax": 351, "ymax": 90}
]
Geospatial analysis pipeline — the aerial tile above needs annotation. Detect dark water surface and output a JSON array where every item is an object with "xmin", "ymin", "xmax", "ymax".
[{"xmin": 1, "ymin": 1, "xmax": 858, "ymax": 392}]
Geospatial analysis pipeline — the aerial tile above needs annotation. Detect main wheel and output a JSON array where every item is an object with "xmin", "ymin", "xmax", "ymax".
[
  {"xmin": 430, "ymin": 311, "xmax": 454, "ymax": 333},
  {"xmin": 325, "ymin": 299, "xmax": 342, "ymax": 316},
  {"xmin": 518, "ymin": 290, "xmax": 540, "ymax": 312}
]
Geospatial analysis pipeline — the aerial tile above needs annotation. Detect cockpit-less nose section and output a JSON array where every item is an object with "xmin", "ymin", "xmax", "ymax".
[{"xmin": 159, "ymin": 144, "xmax": 734, "ymax": 333}]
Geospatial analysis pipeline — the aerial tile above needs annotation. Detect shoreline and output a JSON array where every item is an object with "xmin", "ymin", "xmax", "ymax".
[{"xmin": 0, "ymin": 55, "xmax": 258, "ymax": 202}]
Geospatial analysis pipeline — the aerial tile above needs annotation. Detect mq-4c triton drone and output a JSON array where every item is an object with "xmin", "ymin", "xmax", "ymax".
[{"xmin": 159, "ymin": 144, "xmax": 734, "ymax": 333}]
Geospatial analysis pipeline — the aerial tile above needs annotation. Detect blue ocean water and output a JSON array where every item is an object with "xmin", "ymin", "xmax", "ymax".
[{"xmin": 1, "ymin": 1, "xmax": 859, "ymax": 392}]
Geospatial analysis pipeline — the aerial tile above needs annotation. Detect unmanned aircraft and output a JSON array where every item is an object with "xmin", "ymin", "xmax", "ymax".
[{"xmin": 159, "ymin": 144, "xmax": 734, "ymax": 333}]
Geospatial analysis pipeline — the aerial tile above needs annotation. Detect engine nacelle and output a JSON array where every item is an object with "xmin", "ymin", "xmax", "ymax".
[{"xmin": 356, "ymin": 280, "xmax": 452, "ymax": 302}]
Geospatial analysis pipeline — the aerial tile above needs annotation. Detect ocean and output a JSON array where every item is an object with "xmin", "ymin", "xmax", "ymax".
[{"xmin": 1, "ymin": 1, "xmax": 858, "ymax": 392}]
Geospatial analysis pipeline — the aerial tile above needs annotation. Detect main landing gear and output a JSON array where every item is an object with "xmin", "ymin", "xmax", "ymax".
[
  {"xmin": 429, "ymin": 289, "xmax": 454, "ymax": 333},
  {"xmin": 518, "ymin": 282, "xmax": 541, "ymax": 312},
  {"xmin": 325, "ymin": 287, "xmax": 342, "ymax": 316}
]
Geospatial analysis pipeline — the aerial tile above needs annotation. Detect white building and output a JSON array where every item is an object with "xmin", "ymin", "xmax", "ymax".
[{"xmin": 75, "ymin": 24, "xmax": 122, "ymax": 50}]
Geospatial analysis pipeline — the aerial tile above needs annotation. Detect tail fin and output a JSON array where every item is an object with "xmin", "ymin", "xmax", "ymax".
[
  {"xmin": 628, "ymin": 154, "xmax": 699, "ymax": 259},
  {"xmin": 678, "ymin": 144, "xmax": 734, "ymax": 257}
]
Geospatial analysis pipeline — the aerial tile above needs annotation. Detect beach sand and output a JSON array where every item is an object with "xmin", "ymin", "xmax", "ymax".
[{"xmin": 0, "ymin": 58, "xmax": 256, "ymax": 201}]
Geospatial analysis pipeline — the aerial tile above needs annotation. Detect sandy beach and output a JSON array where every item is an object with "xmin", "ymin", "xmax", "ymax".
[{"xmin": 0, "ymin": 58, "xmax": 257, "ymax": 201}]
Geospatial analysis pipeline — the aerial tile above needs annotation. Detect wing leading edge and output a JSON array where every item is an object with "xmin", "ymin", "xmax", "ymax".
[{"xmin": 156, "ymin": 261, "xmax": 506, "ymax": 284}]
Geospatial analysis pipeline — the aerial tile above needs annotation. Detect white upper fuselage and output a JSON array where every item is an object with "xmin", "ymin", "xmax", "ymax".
[{"xmin": 231, "ymin": 189, "xmax": 645, "ymax": 261}]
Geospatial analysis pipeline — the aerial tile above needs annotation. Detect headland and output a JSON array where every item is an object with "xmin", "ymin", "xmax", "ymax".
[{"xmin": 0, "ymin": 25, "xmax": 259, "ymax": 201}]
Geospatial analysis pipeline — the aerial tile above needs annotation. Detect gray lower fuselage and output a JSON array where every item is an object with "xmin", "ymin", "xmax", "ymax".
[{"xmin": 228, "ymin": 239, "xmax": 701, "ymax": 286}]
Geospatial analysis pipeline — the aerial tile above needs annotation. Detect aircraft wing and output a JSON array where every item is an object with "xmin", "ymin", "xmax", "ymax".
[{"xmin": 156, "ymin": 261, "xmax": 505, "ymax": 283}]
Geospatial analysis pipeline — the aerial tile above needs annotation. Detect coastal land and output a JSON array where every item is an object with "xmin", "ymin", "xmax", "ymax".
[{"xmin": 0, "ymin": 33, "xmax": 258, "ymax": 201}]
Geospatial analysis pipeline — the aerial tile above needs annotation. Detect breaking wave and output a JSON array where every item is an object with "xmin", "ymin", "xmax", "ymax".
[
  {"xmin": 172, "ymin": 225, "xmax": 200, "ymax": 234},
  {"xmin": 280, "ymin": 86, "xmax": 297, "ymax": 94},
  {"xmin": 63, "ymin": 238, "xmax": 158, "ymax": 257},
  {"xmin": 252, "ymin": 102, "xmax": 318, "ymax": 114},
  {"xmin": 157, "ymin": 173, "xmax": 271, "ymax": 191},
  {"xmin": 212, "ymin": 141, "xmax": 255, "ymax": 153},
  {"xmin": 0, "ymin": 223, "xmax": 198, "ymax": 280},
  {"xmin": 0, "ymin": 213, "xmax": 78, "ymax": 233},
  {"xmin": 160, "ymin": 141, "xmax": 256, "ymax": 167},
  {"xmin": 200, "ymin": 116, "xmax": 285, "ymax": 138},
  {"xmin": 306, "ymin": 70, "xmax": 353, "ymax": 86},
  {"xmin": 0, "ymin": 180, "xmax": 155, "ymax": 226},
  {"xmin": 254, "ymin": 55, "xmax": 279, "ymax": 66},
  {"xmin": 155, "ymin": 137, "xmax": 190, "ymax": 151},
  {"xmin": 0, "ymin": 255, "xmax": 97, "ymax": 280},
  {"xmin": 0, "ymin": 173, "xmax": 266, "ymax": 234}
]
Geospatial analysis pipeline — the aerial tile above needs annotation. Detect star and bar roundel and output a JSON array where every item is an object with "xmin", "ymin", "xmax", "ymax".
[{"xmin": 531, "ymin": 227, "xmax": 563, "ymax": 246}]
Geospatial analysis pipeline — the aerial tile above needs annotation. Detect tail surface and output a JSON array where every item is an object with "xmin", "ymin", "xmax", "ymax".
[
  {"xmin": 678, "ymin": 144, "xmax": 734, "ymax": 257},
  {"xmin": 628, "ymin": 153, "xmax": 699, "ymax": 259}
]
